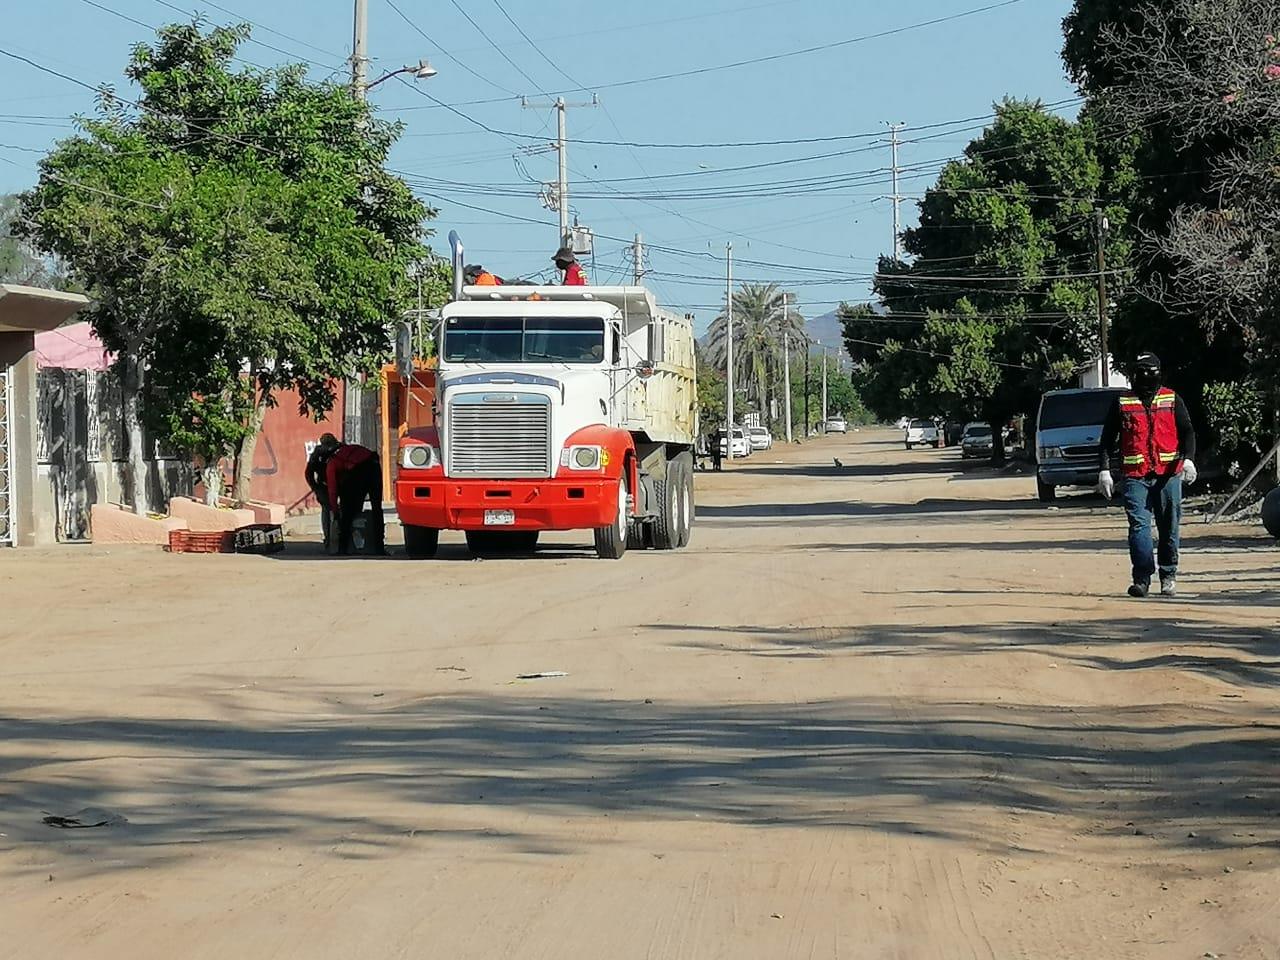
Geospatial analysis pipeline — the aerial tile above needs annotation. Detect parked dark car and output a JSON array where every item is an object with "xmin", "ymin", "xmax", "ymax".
[{"xmin": 960, "ymin": 422, "xmax": 994, "ymax": 458}]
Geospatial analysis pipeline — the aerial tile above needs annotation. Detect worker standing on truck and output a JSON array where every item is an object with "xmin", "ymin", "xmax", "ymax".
[
  {"xmin": 554, "ymin": 246, "xmax": 588, "ymax": 286},
  {"xmin": 325, "ymin": 441, "xmax": 386, "ymax": 556},
  {"xmin": 305, "ymin": 433, "xmax": 340, "ymax": 552},
  {"xmin": 1097, "ymin": 351, "xmax": 1198, "ymax": 598}
]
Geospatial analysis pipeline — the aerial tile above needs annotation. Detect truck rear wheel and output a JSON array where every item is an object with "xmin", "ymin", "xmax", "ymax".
[
  {"xmin": 593, "ymin": 478, "xmax": 629, "ymax": 560},
  {"xmin": 652, "ymin": 466, "xmax": 681, "ymax": 550},
  {"xmin": 402, "ymin": 524, "xmax": 439, "ymax": 559},
  {"xmin": 466, "ymin": 530, "xmax": 539, "ymax": 557},
  {"xmin": 674, "ymin": 455, "xmax": 695, "ymax": 548}
]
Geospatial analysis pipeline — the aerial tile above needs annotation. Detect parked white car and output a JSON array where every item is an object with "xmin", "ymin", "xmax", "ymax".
[
  {"xmin": 824, "ymin": 416, "xmax": 848, "ymax": 434},
  {"xmin": 905, "ymin": 419, "xmax": 939, "ymax": 449},
  {"xmin": 747, "ymin": 426, "xmax": 773, "ymax": 451},
  {"xmin": 718, "ymin": 427, "xmax": 751, "ymax": 458}
]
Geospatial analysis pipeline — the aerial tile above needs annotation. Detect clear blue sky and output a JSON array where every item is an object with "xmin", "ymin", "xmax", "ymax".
[{"xmin": 1, "ymin": 0, "xmax": 1078, "ymax": 332}]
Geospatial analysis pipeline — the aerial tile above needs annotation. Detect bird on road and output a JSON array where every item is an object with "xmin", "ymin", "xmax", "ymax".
[{"xmin": 833, "ymin": 458, "xmax": 844, "ymax": 468}]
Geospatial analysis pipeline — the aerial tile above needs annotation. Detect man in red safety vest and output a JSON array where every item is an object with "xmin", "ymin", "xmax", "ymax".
[{"xmin": 1098, "ymin": 352, "xmax": 1198, "ymax": 598}]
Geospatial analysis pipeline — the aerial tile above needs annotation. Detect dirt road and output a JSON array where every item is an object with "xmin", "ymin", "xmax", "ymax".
[{"xmin": 2, "ymin": 430, "xmax": 1277, "ymax": 959}]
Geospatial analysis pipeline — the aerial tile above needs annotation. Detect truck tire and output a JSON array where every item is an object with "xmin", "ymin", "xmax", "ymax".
[
  {"xmin": 1262, "ymin": 486, "xmax": 1280, "ymax": 538},
  {"xmin": 1036, "ymin": 477, "xmax": 1057, "ymax": 503},
  {"xmin": 674, "ymin": 454, "xmax": 695, "ymax": 548},
  {"xmin": 594, "ymin": 478, "xmax": 629, "ymax": 560},
  {"xmin": 466, "ymin": 530, "xmax": 538, "ymax": 557},
  {"xmin": 906, "ymin": 442, "xmax": 913, "ymax": 450},
  {"xmin": 651, "ymin": 466, "xmax": 680, "ymax": 550},
  {"xmin": 402, "ymin": 524, "xmax": 439, "ymax": 559}
]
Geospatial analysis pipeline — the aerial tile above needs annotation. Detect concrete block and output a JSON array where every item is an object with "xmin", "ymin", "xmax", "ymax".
[
  {"xmin": 220, "ymin": 497, "xmax": 288, "ymax": 526},
  {"xmin": 168, "ymin": 497, "xmax": 256, "ymax": 532},
  {"xmin": 91, "ymin": 503, "xmax": 188, "ymax": 545}
]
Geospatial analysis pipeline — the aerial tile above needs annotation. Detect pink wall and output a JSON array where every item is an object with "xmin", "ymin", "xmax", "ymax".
[{"xmin": 249, "ymin": 384, "xmax": 345, "ymax": 513}]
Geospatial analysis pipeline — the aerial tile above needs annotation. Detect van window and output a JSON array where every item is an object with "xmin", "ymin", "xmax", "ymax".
[
  {"xmin": 1039, "ymin": 390, "xmax": 1123, "ymax": 430},
  {"xmin": 910, "ymin": 419, "xmax": 934, "ymax": 429}
]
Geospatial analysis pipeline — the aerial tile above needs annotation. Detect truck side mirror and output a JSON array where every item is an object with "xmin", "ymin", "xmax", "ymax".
[
  {"xmin": 395, "ymin": 322, "xmax": 413, "ymax": 382},
  {"xmin": 635, "ymin": 360, "xmax": 656, "ymax": 380}
]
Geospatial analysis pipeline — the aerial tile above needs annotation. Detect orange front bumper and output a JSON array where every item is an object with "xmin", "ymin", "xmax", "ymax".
[{"xmin": 395, "ymin": 476, "xmax": 618, "ymax": 531}]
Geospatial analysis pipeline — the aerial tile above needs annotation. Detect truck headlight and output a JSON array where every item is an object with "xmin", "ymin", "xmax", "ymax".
[
  {"xmin": 1038, "ymin": 446, "xmax": 1061, "ymax": 462},
  {"xmin": 401, "ymin": 444, "xmax": 439, "ymax": 469},
  {"xmin": 563, "ymin": 445, "xmax": 609, "ymax": 470}
]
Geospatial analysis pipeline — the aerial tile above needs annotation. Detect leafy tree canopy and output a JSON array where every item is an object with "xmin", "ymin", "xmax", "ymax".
[{"xmin": 17, "ymin": 21, "xmax": 433, "ymax": 505}]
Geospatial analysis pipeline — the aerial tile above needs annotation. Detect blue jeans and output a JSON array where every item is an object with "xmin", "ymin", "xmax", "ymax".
[{"xmin": 1122, "ymin": 474, "xmax": 1182, "ymax": 584}]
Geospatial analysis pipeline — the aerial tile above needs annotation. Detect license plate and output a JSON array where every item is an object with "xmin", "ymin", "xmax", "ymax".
[{"xmin": 484, "ymin": 509, "xmax": 516, "ymax": 526}]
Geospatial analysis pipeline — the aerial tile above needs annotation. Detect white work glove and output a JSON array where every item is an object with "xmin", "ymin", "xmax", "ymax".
[
  {"xmin": 1181, "ymin": 459, "xmax": 1198, "ymax": 486},
  {"xmin": 1098, "ymin": 469, "xmax": 1115, "ymax": 499}
]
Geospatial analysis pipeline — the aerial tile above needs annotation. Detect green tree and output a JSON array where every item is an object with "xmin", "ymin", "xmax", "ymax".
[
  {"xmin": 1064, "ymin": 0, "xmax": 1280, "ymax": 474},
  {"xmin": 17, "ymin": 21, "xmax": 431, "ymax": 508},
  {"xmin": 842, "ymin": 99, "xmax": 1131, "ymax": 461}
]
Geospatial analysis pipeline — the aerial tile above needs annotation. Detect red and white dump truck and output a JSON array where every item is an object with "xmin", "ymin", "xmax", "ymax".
[{"xmin": 395, "ymin": 277, "xmax": 698, "ymax": 559}]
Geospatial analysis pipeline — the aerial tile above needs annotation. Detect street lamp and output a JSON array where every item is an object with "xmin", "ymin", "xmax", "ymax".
[{"xmin": 366, "ymin": 59, "xmax": 438, "ymax": 92}]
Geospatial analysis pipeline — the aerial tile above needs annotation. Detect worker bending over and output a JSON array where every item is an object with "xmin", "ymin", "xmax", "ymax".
[
  {"xmin": 324, "ymin": 439, "xmax": 386, "ymax": 556},
  {"xmin": 553, "ymin": 246, "xmax": 587, "ymax": 286}
]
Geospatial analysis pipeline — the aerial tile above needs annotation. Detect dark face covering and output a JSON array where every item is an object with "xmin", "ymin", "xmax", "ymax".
[{"xmin": 1132, "ymin": 367, "xmax": 1161, "ymax": 398}]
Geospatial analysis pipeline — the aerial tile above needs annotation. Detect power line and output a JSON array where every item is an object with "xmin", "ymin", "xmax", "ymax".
[
  {"xmin": 507, "ymin": 0, "xmax": 1029, "ymax": 97},
  {"xmin": 383, "ymin": 0, "xmax": 519, "ymax": 97},
  {"xmin": 444, "ymin": 0, "xmax": 547, "ymax": 94}
]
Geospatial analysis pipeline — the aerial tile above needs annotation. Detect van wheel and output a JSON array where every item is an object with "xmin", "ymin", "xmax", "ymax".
[
  {"xmin": 1036, "ymin": 478, "xmax": 1057, "ymax": 503},
  {"xmin": 594, "ymin": 478, "xmax": 629, "ymax": 560},
  {"xmin": 906, "ymin": 442, "xmax": 913, "ymax": 450},
  {"xmin": 403, "ymin": 524, "xmax": 439, "ymax": 559}
]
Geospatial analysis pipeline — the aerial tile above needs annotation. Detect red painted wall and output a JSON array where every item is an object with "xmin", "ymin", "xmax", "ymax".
[{"xmin": 249, "ymin": 384, "xmax": 345, "ymax": 513}]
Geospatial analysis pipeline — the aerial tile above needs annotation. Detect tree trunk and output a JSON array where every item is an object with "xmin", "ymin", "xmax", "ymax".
[
  {"xmin": 120, "ymin": 355, "xmax": 148, "ymax": 516},
  {"xmin": 232, "ymin": 380, "xmax": 270, "ymax": 506}
]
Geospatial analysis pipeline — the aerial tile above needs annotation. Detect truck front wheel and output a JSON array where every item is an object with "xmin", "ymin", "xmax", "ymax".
[
  {"xmin": 402, "ymin": 524, "xmax": 439, "ymax": 559},
  {"xmin": 594, "ymin": 478, "xmax": 629, "ymax": 560},
  {"xmin": 1036, "ymin": 477, "xmax": 1057, "ymax": 503}
]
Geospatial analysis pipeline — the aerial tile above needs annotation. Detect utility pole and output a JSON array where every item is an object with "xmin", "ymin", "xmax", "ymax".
[
  {"xmin": 803, "ymin": 342, "xmax": 810, "ymax": 438},
  {"xmin": 351, "ymin": 0, "xmax": 369, "ymax": 98},
  {"xmin": 889, "ymin": 122, "xmax": 905, "ymax": 261},
  {"xmin": 344, "ymin": 0, "xmax": 371, "ymax": 445},
  {"xmin": 523, "ymin": 95, "xmax": 598, "ymax": 247},
  {"xmin": 782, "ymin": 296, "xmax": 793, "ymax": 445},
  {"xmin": 821, "ymin": 343, "xmax": 829, "ymax": 422},
  {"xmin": 726, "ymin": 242, "xmax": 735, "ymax": 460},
  {"xmin": 556, "ymin": 98, "xmax": 568, "ymax": 245},
  {"xmin": 1095, "ymin": 209, "xmax": 1110, "ymax": 386},
  {"xmin": 632, "ymin": 233, "xmax": 645, "ymax": 285}
]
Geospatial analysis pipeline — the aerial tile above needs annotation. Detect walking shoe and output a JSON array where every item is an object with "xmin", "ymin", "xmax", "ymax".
[
  {"xmin": 1160, "ymin": 576, "xmax": 1177, "ymax": 598},
  {"xmin": 1127, "ymin": 581, "xmax": 1150, "ymax": 598}
]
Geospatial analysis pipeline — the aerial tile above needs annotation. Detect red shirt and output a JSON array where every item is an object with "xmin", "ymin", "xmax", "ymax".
[
  {"xmin": 325, "ymin": 444, "xmax": 376, "ymax": 510},
  {"xmin": 564, "ymin": 262, "xmax": 587, "ymax": 286}
]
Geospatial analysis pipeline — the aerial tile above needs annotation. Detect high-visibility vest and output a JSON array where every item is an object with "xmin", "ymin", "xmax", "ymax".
[
  {"xmin": 1119, "ymin": 388, "xmax": 1182, "ymax": 478},
  {"xmin": 475, "ymin": 271, "xmax": 500, "ymax": 286}
]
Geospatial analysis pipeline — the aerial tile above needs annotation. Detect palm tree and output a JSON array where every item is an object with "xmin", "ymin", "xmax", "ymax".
[{"xmin": 704, "ymin": 283, "xmax": 805, "ymax": 429}]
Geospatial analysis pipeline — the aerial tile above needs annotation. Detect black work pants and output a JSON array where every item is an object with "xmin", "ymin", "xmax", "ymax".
[{"xmin": 336, "ymin": 456, "xmax": 384, "ymax": 555}]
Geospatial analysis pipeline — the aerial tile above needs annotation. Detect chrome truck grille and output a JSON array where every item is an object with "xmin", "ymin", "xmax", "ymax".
[{"xmin": 446, "ymin": 393, "xmax": 552, "ymax": 478}]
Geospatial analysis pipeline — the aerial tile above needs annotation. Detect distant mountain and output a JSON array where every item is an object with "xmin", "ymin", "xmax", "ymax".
[
  {"xmin": 694, "ymin": 307, "xmax": 854, "ymax": 371},
  {"xmin": 804, "ymin": 310, "xmax": 852, "ymax": 370}
]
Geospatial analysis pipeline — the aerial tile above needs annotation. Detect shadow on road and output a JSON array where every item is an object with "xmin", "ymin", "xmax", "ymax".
[{"xmin": 4, "ymin": 686, "xmax": 1276, "ymax": 876}]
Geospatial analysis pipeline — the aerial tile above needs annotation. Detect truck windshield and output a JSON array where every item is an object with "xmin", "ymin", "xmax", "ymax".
[
  {"xmin": 1039, "ymin": 390, "xmax": 1124, "ymax": 430},
  {"xmin": 444, "ymin": 316, "xmax": 606, "ymax": 364}
]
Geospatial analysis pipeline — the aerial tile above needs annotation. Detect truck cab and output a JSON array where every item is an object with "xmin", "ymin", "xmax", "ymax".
[{"xmin": 395, "ymin": 285, "xmax": 697, "ymax": 559}]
